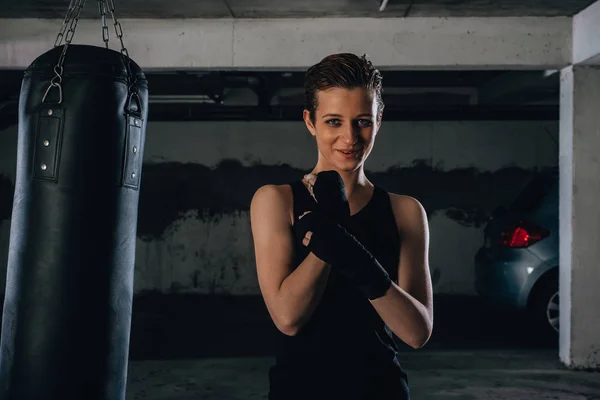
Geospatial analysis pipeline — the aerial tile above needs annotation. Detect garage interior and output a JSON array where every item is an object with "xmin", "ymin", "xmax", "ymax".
[{"xmin": 1, "ymin": 0, "xmax": 600, "ymax": 399}]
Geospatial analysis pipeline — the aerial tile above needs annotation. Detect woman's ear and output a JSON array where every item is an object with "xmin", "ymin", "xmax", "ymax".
[
  {"xmin": 303, "ymin": 109, "xmax": 317, "ymax": 137},
  {"xmin": 376, "ymin": 112, "xmax": 383, "ymax": 130}
]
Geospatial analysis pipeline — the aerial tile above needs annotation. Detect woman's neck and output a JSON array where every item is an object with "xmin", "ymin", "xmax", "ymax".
[{"xmin": 310, "ymin": 166, "xmax": 371, "ymax": 197}]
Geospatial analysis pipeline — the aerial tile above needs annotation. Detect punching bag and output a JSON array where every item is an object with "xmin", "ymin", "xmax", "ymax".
[{"xmin": 0, "ymin": 42, "xmax": 148, "ymax": 399}]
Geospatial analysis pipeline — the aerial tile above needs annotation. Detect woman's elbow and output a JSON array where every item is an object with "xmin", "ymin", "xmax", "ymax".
[
  {"xmin": 274, "ymin": 315, "xmax": 303, "ymax": 336},
  {"xmin": 408, "ymin": 334, "xmax": 430, "ymax": 349},
  {"xmin": 407, "ymin": 319, "xmax": 433, "ymax": 349},
  {"xmin": 265, "ymin": 294, "xmax": 305, "ymax": 336},
  {"xmin": 278, "ymin": 324, "xmax": 300, "ymax": 337}
]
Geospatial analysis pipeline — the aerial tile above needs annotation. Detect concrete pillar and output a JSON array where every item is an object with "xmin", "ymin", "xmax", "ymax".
[{"xmin": 559, "ymin": 65, "xmax": 600, "ymax": 370}]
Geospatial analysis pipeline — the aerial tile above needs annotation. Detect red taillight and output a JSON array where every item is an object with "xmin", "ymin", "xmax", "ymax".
[{"xmin": 500, "ymin": 221, "xmax": 549, "ymax": 248}]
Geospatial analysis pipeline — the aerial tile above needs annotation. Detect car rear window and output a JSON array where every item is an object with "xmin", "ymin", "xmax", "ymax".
[{"xmin": 508, "ymin": 173, "xmax": 557, "ymax": 213}]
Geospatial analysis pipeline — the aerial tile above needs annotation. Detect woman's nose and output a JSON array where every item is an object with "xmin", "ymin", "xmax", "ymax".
[{"xmin": 339, "ymin": 125, "xmax": 358, "ymax": 144}]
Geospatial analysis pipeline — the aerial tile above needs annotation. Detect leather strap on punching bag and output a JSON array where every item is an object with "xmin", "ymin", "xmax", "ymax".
[{"xmin": 0, "ymin": 2, "xmax": 148, "ymax": 399}]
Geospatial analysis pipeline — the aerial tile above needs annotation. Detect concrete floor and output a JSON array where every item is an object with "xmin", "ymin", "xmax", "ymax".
[
  {"xmin": 126, "ymin": 350, "xmax": 600, "ymax": 400},
  {"xmin": 123, "ymin": 294, "xmax": 600, "ymax": 399}
]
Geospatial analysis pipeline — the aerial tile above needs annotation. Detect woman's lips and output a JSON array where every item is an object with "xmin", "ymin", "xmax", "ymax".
[{"xmin": 337, "ymin": 149, "xmax": 361, "ymax": 159}]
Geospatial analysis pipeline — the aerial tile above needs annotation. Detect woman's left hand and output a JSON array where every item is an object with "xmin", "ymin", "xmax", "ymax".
[
  {"xmin": 303, "ymin": 173, "xmax": 318, "ymax": 202},
  {"xmin": 295, "ymin": 209, "xmax": 392, "ymax": 300},
  {"xmin": 297, "ymin": 210, "xmax": 313, "ymax": 247}
]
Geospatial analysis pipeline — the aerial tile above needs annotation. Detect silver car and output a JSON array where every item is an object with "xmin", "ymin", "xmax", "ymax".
[{"xmin": 475, "ymin": 173, "xmax": 559, "ymax": 340}]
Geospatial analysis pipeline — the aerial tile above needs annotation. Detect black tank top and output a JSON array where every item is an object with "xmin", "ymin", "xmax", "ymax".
[{"xmin": 268, "ymin": 180, "xmax": 410, "ymax": 400}]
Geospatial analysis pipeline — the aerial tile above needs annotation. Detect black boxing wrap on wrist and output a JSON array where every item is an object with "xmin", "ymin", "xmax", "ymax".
[
  {"xmin": 312, "ymin": 170, "xmax": 351, "ymax": 224},
  {"xmin": 295, "ymin": 210, "xmax": 392, "ymax": 300}
]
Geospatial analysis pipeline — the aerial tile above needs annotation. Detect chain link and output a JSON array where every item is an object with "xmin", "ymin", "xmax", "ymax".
[
  {"xmin": 106, "ymin": 0, "xmax": 135, "ymax": 85},
  {"xmin": 44, "ymin": 0, "xmax": 140, "ymax": 112},
  {"xmin": 57, "ymin": 0, "xmax": 86, "ymax": 68},
  {"xmin": 105, "ymin": 0, "xmax": 140, "ymax": 113},
  {"xmin": 54, "ymin": 0, "xmax": 77, "ymax": 47},
  {"xmin": 98, "ymin": 0, "xmax": 109, "ymax": 48},
  {"xmin": 44, "ymin": 0, "xmax": 87, "ymax": 103}
]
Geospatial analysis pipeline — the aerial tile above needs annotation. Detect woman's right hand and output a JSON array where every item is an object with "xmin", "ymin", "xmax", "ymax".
[
  {"xmin": 296, "ymin": 210, "xmax": 313, "ymax": 247},
  {"xmin": 305, "ymin": 171, "xmax": 350, "ymax": 222},
  {"xmin": 293, "ymin": 209, "xmax": 392, "ymax": 300},
  {"xmin": 302, "ymin": 173, "xmax": 318, "ymax": 202}
]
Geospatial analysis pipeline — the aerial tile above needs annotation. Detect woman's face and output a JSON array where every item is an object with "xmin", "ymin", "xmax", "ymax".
[{"xmin": 304, "ymin": 87, "xmax": 381, "ymax": 172}]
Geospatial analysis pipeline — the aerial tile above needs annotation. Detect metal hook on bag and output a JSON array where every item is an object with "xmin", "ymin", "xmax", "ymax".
[
  {"xmin": 45, "ymin": 0, "xmax": 86, "ymax": 106},
  {"xmin": 42, "ymin": 82, "xmax": 63, "ymax": 104},
  {"xmin": 125, "ymin": 91, "xmax": 142, "ymax": 116},
  {"xmin": 42, "ymin": 66, "xmax": 65, "ymax": 104}
]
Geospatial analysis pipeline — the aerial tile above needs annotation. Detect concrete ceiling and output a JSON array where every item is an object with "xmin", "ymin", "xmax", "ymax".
[
  {"xmin": 0, "ymin": 0, "xmax": 596, "ymax": 19},
  {"xmin": 0, "ymin": 1, "xmax": 569, "ymax": 121}
]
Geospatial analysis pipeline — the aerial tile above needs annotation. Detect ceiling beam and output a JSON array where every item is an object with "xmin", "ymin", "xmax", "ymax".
[
  {"xmin": 0, "ymin": 16, "xmax": 571, "ymax": 70},
  {"xmin": 573, "ymin": 0, "xmax": 600, "ymax": 65}
]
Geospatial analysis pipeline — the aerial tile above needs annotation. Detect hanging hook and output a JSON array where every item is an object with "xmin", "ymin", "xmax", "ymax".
[
  {"xmin": 42, "ymin": 82, "xmax": 63, "ymax": 105},
  {"xmin": 125, "ymin": 91, "xmax": 142, "ymax": 116}
]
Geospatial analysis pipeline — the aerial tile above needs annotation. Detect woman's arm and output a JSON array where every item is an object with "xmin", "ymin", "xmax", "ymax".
[
  {"xmin": 369, "ymin": 195, "xmax": 434, "ymax": 349},
  {"xmin": 250, "ymin": 184, "xmax": 331, "ymax": 336}
]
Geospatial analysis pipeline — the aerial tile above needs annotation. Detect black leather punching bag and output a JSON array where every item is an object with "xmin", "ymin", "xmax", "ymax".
[{"xmin": 0, "ymin": 44, "xmax": 148, "ymax": 399}]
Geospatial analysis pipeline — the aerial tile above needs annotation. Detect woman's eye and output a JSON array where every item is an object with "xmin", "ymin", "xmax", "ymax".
[{"xmin": 324, "ymin": 119, "xmax": 371, "ymax": 127}]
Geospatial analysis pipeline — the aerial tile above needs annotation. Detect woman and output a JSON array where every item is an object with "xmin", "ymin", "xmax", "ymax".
[{"xmin": 250, "ymin": 53, "xmax": 433, "ymax": 400}]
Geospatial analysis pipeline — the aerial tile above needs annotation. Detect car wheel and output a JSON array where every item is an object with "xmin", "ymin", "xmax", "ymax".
[{"xmin": 529, "ymin": 277, "xmax": 559, "ymax": 341}]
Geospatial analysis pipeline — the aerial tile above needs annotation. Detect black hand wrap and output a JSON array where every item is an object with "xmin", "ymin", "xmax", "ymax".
[
  {"xmin": 294, "ymin": 170, "xmax": 392, "ymax": 300},
  {"xmin": 295, "ymin": 210, "xmax": 392, "ymax": 300},
  {"xmin": 312, "ymin": 170, "xmax": 351, "ymax": 224}
]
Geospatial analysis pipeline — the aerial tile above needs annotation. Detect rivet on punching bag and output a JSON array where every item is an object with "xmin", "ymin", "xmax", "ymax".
[{"xmin": 0, "ymin": 1, "xmax": 148, "ymax": 399}]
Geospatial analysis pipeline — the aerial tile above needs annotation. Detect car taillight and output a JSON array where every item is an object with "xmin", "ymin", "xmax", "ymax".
[{"xmin": 499, "ymin": 221, "xmax": 549, "ymax": 248}]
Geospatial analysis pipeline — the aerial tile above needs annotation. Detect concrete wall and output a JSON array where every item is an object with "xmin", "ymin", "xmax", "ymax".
[{"xmin": 0, "ymin": 120, "xmax": 558, "ymax": 296}]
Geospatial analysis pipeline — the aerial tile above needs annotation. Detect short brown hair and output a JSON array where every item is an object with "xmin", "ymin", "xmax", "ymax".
[{"xmin": 304, "ymin": 53, "xmax": 384, "ymax": 123}]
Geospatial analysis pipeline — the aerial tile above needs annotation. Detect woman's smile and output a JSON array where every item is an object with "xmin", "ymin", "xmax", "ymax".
[{"xmin": 337, "ymin": 148, "xmax": 362, "ymax": 159}]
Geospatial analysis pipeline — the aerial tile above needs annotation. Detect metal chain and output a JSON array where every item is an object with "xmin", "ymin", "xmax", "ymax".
[
  {"xmin": 104, "ymin": 0, "xmax": 141, "ymax": 114},
  {"xmin": 105, "ymin": 0, "xmax": 138, "ymax": 94},
  {"xmin": 98, "ymin": 0, "xmax": 109, "ymax": 48},
  {"xmin": 43, "ymin": 0, "xmax": 87, "ymax": 103},
  {"xmin": 54, "ymin": 0, "xmax": 77, "ymax": 47},
  {"xmin": 44, "ymin": 0, "xmax": 140, "ymax": 112}
]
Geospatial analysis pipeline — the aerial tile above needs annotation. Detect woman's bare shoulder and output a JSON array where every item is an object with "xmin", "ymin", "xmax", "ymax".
[
  {"xmin": 386, "ymin": 192, "xmax": 428, "ymax": 231},
  {"xmin": 387, "ymin": 192, "xmax": 423, "ymax": 208},
  {"xmin": 251, "ymin": 183, "xmax": 294, "ymax": 224},
  {"xmin": 252, "ymin": 183, "xmax": 293, "ymax": 204}
]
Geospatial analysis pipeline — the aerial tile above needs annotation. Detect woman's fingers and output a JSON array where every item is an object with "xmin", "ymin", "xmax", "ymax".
[
  {"xmin": 298, "ymin": 210, "xmax": 312, "ymax": 220},
  {"xmin": 302, "ymin": 231, "xmax": 312, "ymax": 246},
  {"xmin": 303, "ymin": 173, "xmax": 317, "ymax": 186},
  {"xmin": 303, "ymin": 173, "xmax": 318, "ymax": 201}
]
